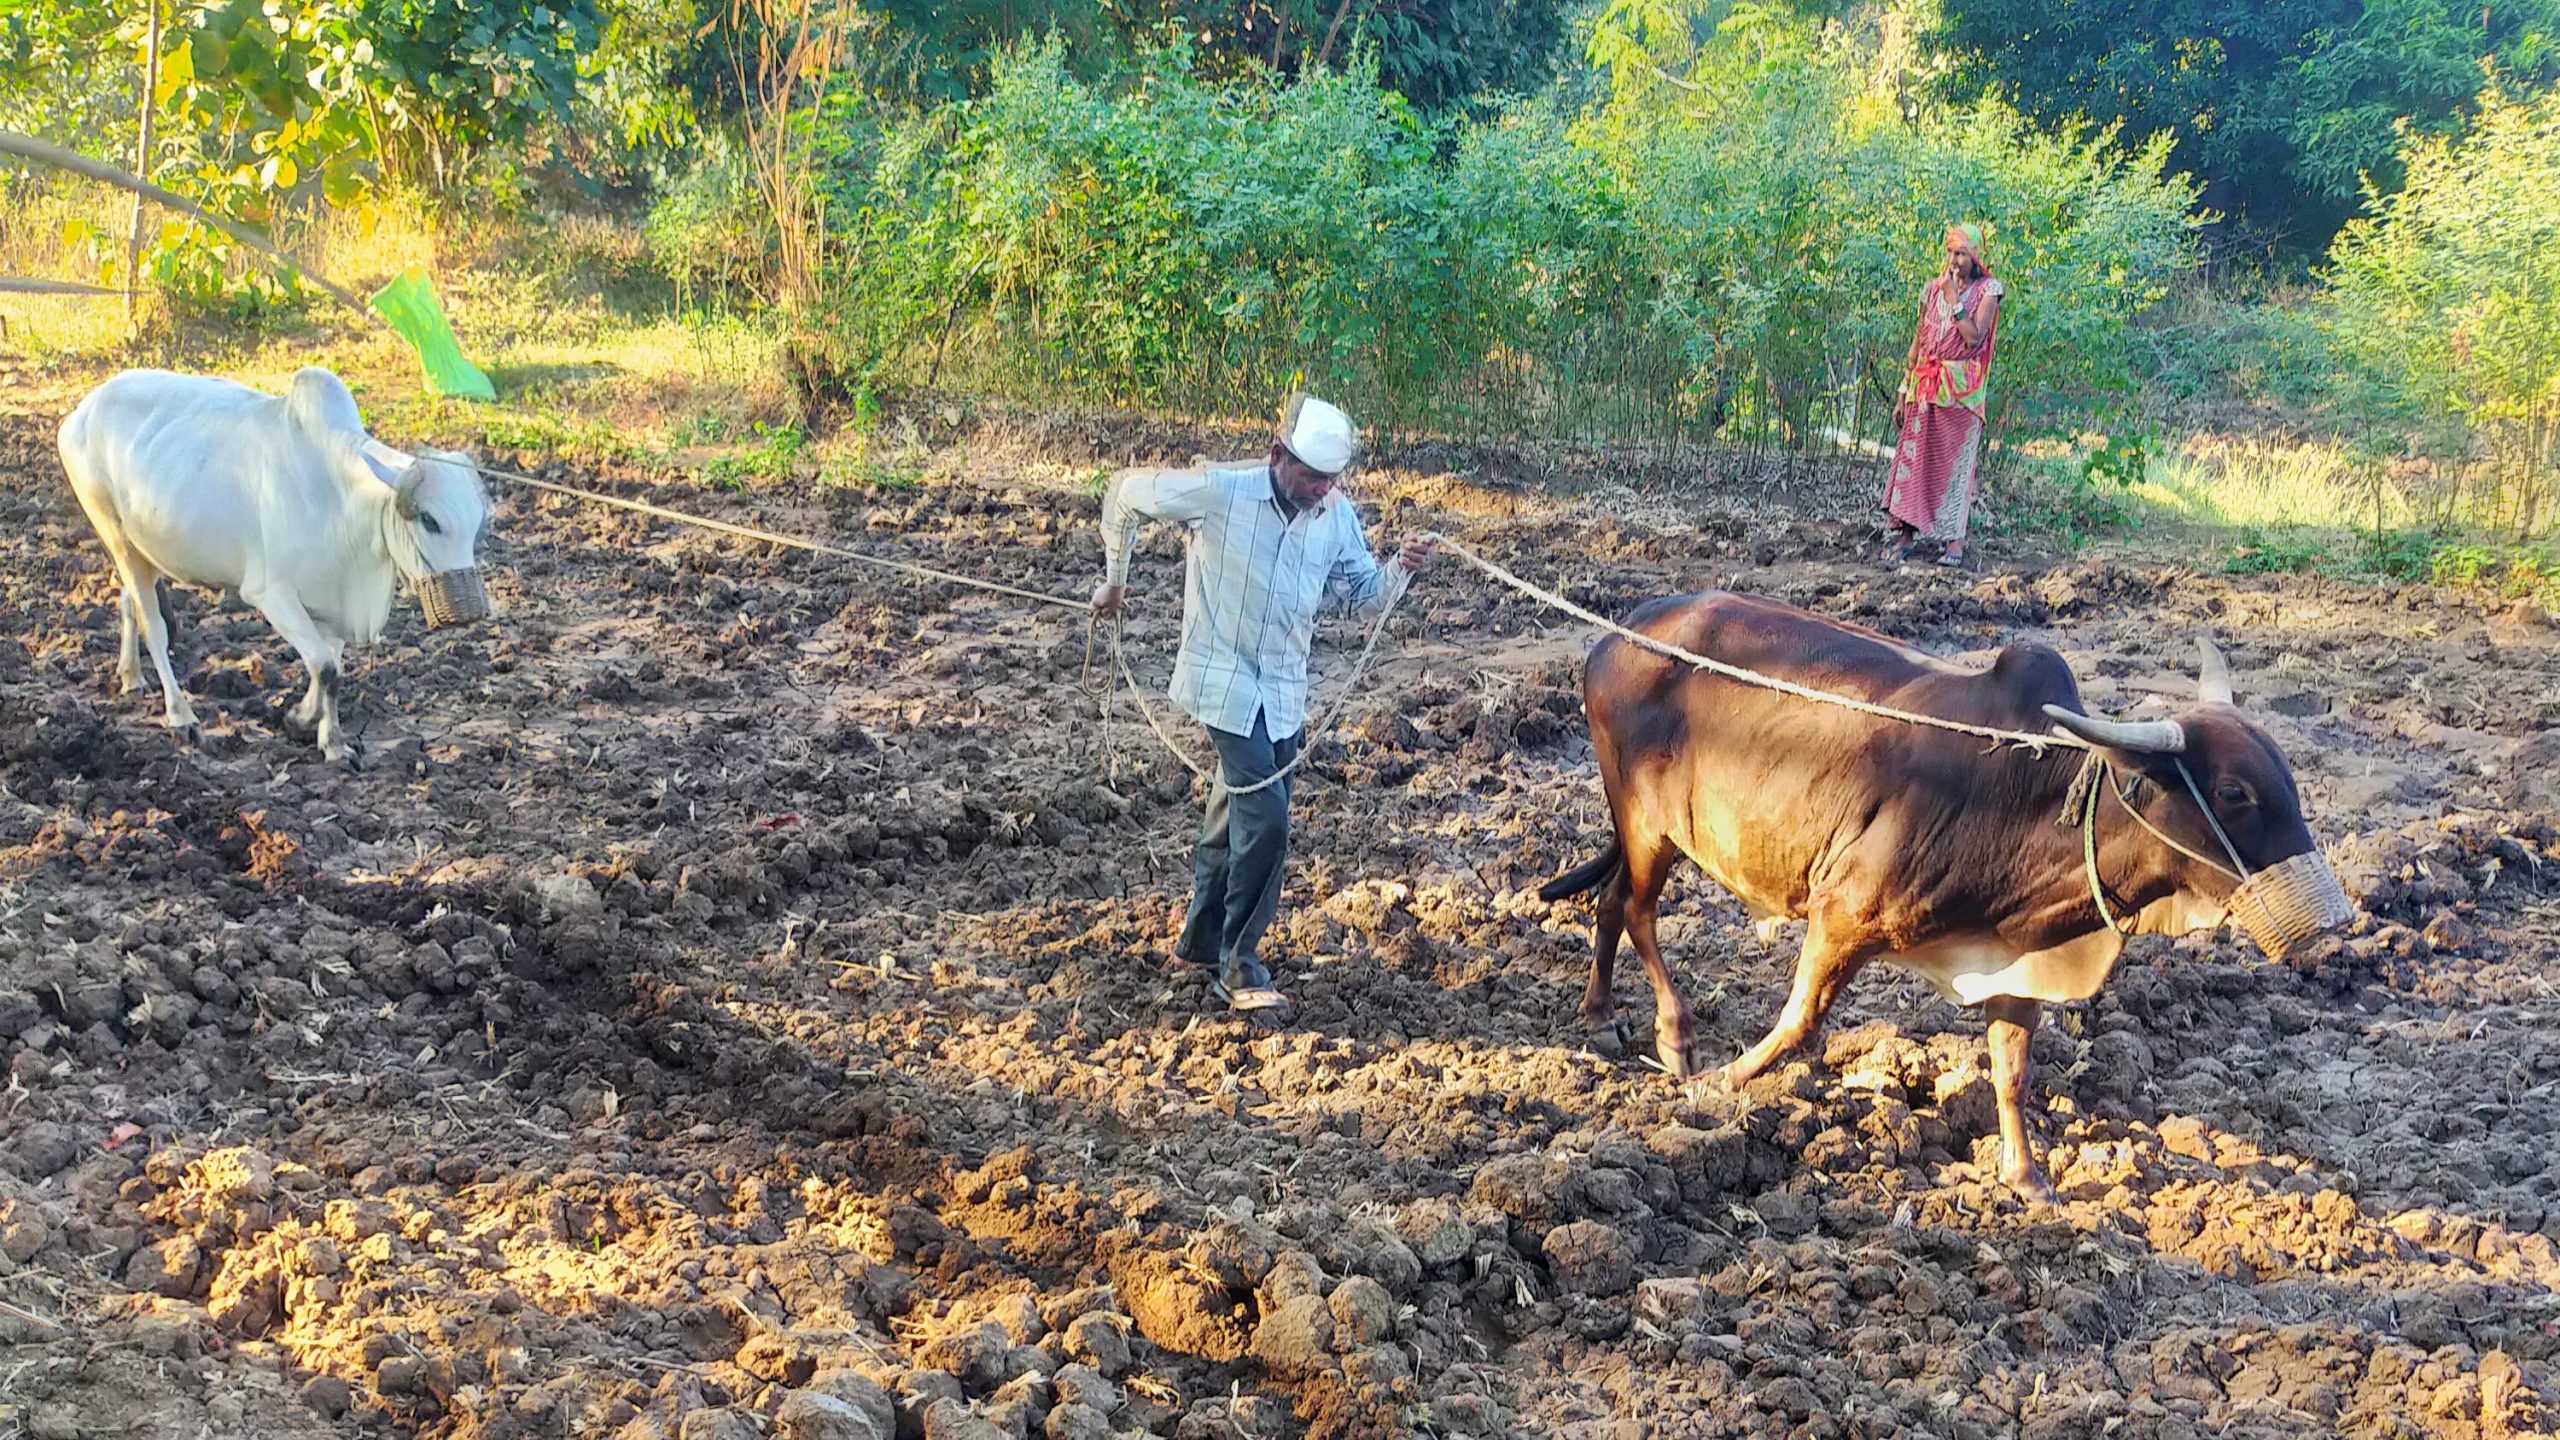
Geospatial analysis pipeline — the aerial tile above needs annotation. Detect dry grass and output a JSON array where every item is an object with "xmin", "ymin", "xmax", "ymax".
[
  {"xmin": 2128, "ymin": 432, "xmax": 2413, "ymax": 533},
  {"xmin": 0, "ymin": 187, "xmax": 794, "ymax": 470}
]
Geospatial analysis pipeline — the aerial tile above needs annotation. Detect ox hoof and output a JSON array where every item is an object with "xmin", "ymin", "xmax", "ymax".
[
  {"xmin": 1654, "ymin": 1032, "xmax": 1699, "ymax": 1079},
  {"xmin": 1582, "ymin": 1020, "xmax": 1627, "ymax": 1061},
  {"xmin": 117, "ymin": 672, "xmax": 145, "ymax": 695},
  {"xmin": 2003, "ymin": 1168, "xmax": 2057, "ymax": 1207}
]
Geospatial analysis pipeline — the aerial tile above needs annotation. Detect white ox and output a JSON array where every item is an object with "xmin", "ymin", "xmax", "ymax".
[{"xmin": 58, "ymin": 366, "xmax": 492, "ymax": 762}]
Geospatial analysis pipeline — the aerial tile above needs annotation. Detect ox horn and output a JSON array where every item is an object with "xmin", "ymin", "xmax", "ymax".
[
  {"xmin": 2198, "ymin": 635, "xmax": 2234, "ymax": 705},
  {"xmin": 2042, "ymin": 704, "xmax": 2186, "ymax": 754}
]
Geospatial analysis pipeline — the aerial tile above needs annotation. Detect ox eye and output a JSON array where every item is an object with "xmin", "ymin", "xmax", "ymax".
[
  {"xmin": 2216, "ymin": 781, "xmax": 2252, "ymax": 807},
  {"xmin": 419, "ymin": 513, "xmax": 443, "ymax": 535}
]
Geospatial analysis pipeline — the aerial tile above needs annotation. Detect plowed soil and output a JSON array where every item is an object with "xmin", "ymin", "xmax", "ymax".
[{"xmin": 3, "ymin": 387, "xmax": 2558, "ymax": 1440}]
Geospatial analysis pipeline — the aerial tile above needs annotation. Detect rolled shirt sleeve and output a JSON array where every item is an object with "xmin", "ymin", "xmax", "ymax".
[
  {"xmin": 1322, "ymin": 501, "xmax": 1407, "ymax": 615},
  {"xmin": 1101, "ymin": 466, "xmax": 1219, "ymax": 586}
]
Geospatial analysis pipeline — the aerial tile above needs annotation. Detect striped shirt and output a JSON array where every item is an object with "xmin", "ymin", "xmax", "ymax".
[{"xmin": 1103, "ymin": 461, "xmax": 1407, "ymax": 741}]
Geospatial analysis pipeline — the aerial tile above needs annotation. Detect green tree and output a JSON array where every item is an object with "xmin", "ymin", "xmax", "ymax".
[
  {"xmin": 3, "ymin": 0, "xmax": 607, "ymax": 308},
  {"xmin": 1928, "ymin": 0, "xmax": 2560, "ymax": 249},
  {"xmin": 0, "ymin": 0, "xmax": 132, "ymax": 146},
  {"xmin": 671, "ymin": 0, "xmax": 1570, "ymax": 119},
  {"xmin": 348, "ymin": 0, "xmax": 607, "ymax": 186},
  {"xmin": 2326, "ymin": 85, "xmax": 2560, "ymax": 532},
  {"xmin": 801, "ymin": 13, "xmax": 2194, "ymax": 460},
  {"xmin": 1156, "ymin": 0, "xmax": 1572, "ymax": 111}
]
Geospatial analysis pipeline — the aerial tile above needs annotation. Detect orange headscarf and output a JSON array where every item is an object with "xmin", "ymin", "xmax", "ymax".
[{"xmin": 1946, "ymin": 222, "xmax": 1990, "ymax": 272}]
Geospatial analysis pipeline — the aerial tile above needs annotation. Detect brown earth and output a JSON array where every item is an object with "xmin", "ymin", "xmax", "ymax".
[{"xmin": 3, "ymin": 382, "xmax": 2559, "ymax": 1440}]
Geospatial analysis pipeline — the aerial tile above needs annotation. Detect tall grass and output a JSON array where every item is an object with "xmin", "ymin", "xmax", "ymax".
[{"xmin": 2130, "ymin": 435, "xmax": 2416, "ymax": 533}]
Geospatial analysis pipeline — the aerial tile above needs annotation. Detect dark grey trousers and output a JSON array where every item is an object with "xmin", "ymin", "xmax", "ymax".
[{"xmin": 1175, "ymin": 711, "xmax": 1300, "ymax": 980}]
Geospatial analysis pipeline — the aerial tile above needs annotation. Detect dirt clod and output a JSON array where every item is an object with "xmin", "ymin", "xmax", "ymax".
[
  {"xmin": 375, "ymin": 1355, "xmax": 431, "ymax": 1397},
  {"xmin": 919, "ymin": 1396, "xmax": 1008, "ymax": 1440},
  {"xmin": 780, "ymin": 1390, "xmax": 891, "ymax": 1440},
  {"xmin": 122, "ymin": 1235, "xmax": 202, "ymax": 1297},
  {"xmin": 297, "ymin": 1375, "xmax": 352, "ymax": 1421},
  {"xmin": 1326, "ymin": 1276, "xmax": 1397, "ymax": 1346},
  {"xmin": 1048, "ymin": 1364, "xmax": 1117, "ymax": 1416},
  {"xmin": 1041, "ymin": 1402, "xmax": 1112, "ymax": 1440},
  {"xmin": 3, "ymin": 1213, "xmax": 54, "ymax": 1265},
  {"xmin": 1250, "ymin": 1295, "xmax": 1336, "ymax": 1379},
  {"xmin": 1113, "ymin": 1249, "xmax": 1250, "ymax": 1363},
  {"xmin": 679, "ymin": 1409, "xmax": 765, "ymax": 1440},
  {"xmin": 1058, "ymin": 1315, "xmax": 1130, "ymax": 1379},
  {"xmin": 1541, "ymin": 1219, "xmax": 1639, "ymax": 1297}
]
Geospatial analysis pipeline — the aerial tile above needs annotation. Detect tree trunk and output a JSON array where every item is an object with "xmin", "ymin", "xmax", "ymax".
[
  {"xmin": 127, "ymin": 0, "xmax": 161, "ymax": 329},
  {"xmin": 1314, "ymin": 0, "xmax": 1358, "ymax": 67}
]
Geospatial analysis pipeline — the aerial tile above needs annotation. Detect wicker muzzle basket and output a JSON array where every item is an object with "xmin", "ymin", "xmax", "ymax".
[
  {"xmin": 2225, "ymin": 851, "xmax": 2355, "ymax": 958},
  {"xmin": 418, "ymin": 567, "xmax": 490, "ymax": 629}
]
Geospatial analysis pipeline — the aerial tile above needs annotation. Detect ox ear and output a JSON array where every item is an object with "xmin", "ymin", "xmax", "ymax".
[
  {"xmin": 2198, "ymin": 635, "xmax": 2234, "ymax": 706},
  {"xmin": 2042, "ymin": 703, "xmax": 2186, "ymax": 754}
]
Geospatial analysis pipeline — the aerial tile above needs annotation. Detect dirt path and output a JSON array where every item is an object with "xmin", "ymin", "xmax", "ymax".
[{"xmin": 2, "ymin": 399, "xmax": 2557, "ymax": 1440}]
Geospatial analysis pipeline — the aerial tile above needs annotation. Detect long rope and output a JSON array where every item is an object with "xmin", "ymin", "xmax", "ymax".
[
  {"xmin": 463, "ymin": 463, "xmax": 2085, "ymax": 773},
  {"xmin": 468, "ymin": 461, "xmax": 1401, "ymax": 788},
  {"xmin": 1431, "ymin": 537, "xmax": 2089, "ymax": 755},
  {"xmin": 1108, "ymin": 568, "xmax": 1412, "ymax": 796},
  {"xmin": 475, "ymin": 463, "xmax": 1090, "ymax": 611}
]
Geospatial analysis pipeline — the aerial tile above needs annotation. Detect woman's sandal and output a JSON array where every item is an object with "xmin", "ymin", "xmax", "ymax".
[
  {"xmin": 1936, "ymin": 546, "xmax": 1968, "ymax": 569},
  {"xmin": 1879, "ymin": 537, "xmax": 1916, "ymax": 568}
]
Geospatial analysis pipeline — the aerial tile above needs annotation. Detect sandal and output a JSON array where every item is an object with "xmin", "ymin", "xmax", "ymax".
[
  {"xmin": 1212, "ymin": 959, "xmax": 1292, "ymax": 1013},
  {"xmin": 1211, "ymin": 974, "xmax": 1291, "ymax": 1012},
  {"xmin": 1878, "ymin": 537, "xmax": 1916, "ymax": 569},
  {"xmin": 1936, "ymin": 546, "xmax": 1968, "ymax": 569}
]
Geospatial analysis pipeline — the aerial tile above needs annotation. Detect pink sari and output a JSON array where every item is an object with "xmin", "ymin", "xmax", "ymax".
[{"xmin": 1882, "ymin": 273, "xmax": 2002, "ymax": 541}]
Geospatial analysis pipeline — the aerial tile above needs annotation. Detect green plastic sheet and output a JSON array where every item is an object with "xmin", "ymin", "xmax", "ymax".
[{"xmin": 370, "ymin": 267, "xmax": 495, "ymax": 401}]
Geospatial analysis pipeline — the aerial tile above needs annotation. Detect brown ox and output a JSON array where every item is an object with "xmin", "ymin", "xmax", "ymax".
[{"xmin": 1539, "ymin": 592, "xmax": 2351, "ymax": 1198}]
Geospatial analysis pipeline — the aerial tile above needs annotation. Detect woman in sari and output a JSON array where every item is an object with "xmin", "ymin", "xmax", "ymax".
[{"xmin": 1880, "ymin": 222, "xmax": 2004, "ymax": 568}]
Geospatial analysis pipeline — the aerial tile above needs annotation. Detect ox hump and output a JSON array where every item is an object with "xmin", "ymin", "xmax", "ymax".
[
  {"xmin": 283, "ymin": 367, "xmax": 367, "ymax": 441},
  {"xmin": 1988, "ymin": 642, "xmax": 2081, "ymax": 710}
]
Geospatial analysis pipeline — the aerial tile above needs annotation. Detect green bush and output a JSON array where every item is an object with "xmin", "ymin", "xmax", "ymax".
[
  {"xmin": 1928, "ymin": 0, "xmax": 2560, "ymax": 249},
  {"xmin": 2326, "ymin": 83, "xmax": 2560, "ymax": 535},
  {"xmin": 2222, "ymin": 529, "xmax": 2328, "ymax": 574},
  {"xmin": 2360, "ymin": 527, "xmax": 2439, "ymax": 580},
  {"xmin": 793, "ymin": 20, "xmax": 2196, "ymax": 456},
  {"xmin": 1989, "ymin": 457, "xmax": 2136, "ymax": 551},
  {"xmin": 646, "ymin": 131, "xmax": 772, "ymax": 307},
  {"xmin": 703, "ymin": 421, "xmax": 805, "ymax": 490}
]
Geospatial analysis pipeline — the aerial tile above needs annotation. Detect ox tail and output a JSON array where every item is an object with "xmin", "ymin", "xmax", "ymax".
[{"xmin": 1537, "ymin": 841, "xmax": 1623, "ymax": 902}]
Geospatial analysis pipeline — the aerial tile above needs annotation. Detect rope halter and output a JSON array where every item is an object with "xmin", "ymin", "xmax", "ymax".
[{"xmin": 2065, "ymin": 747, "xmax": 2352, "ymax": 958}]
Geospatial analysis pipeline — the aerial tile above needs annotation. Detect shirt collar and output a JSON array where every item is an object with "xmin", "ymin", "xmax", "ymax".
[{"xmin": 1266, "ymin": 463, "xmax": 1332, "ymax": 522}]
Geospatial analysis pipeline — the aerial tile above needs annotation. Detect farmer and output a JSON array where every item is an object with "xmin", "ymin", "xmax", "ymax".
[
  {"xmin": 1880, "ymin": 221, "xmax": 2006, "ymax": 568},
  {"xmin": 1092, "ymin": 396, "xmax": 1435, "ymax": 1012}
]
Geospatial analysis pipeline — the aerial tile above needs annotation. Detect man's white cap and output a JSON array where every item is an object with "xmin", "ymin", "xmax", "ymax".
[{"xmin": 1279, "ymin": 394, "xmax": 1358, "ymax": 475}]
